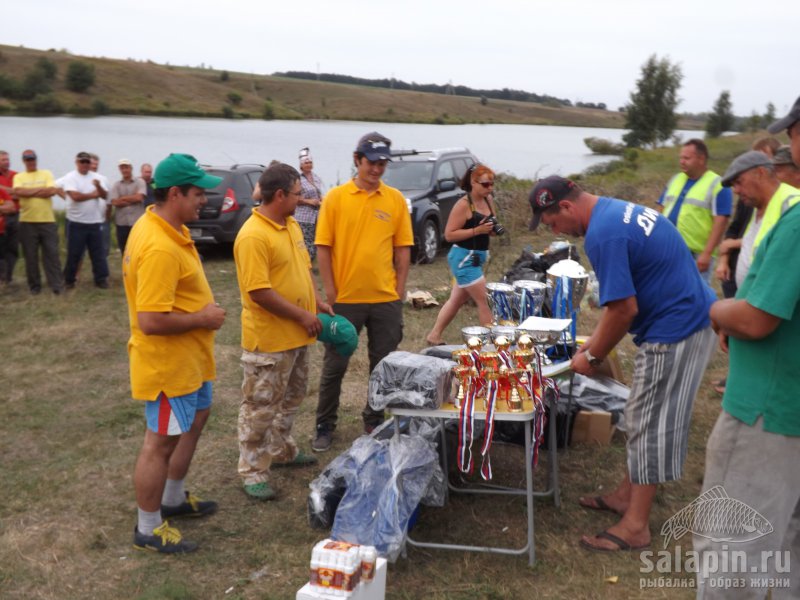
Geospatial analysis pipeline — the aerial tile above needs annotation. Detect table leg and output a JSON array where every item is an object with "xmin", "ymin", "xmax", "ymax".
[
  {"xmin": 524, "ymin": 415, "xmax": 535, "ymax": 566},
  {"xmin": 548, "ymin": 390, "xmax": 561, "ymax": 508}
]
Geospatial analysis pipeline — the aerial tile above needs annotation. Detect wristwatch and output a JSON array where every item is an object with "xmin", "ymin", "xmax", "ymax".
[{"xmin": 583, "ymin": 349, "xmax": 603, "ymax": 366}]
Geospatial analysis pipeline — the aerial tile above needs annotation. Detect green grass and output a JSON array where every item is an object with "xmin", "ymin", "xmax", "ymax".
[{"xmin": 1, "ymin": 136, "xmax": 773, "ymax": 598}]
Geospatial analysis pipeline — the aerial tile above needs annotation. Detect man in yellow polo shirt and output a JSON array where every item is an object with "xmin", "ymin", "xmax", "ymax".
[
  {"xmin": 123, "ymin": 153, "xmax": 226, "ymax": 553},
  {"xmin": 12, "ymin": 149, "xmax": 63, "ymax": 295},
  {"xmin": 312, "ymin": 132, "xmax": 414, "ymax": 452},
  {"xmin": 233, "ymin": 163, "xmax": 333, "ymax": 500}
]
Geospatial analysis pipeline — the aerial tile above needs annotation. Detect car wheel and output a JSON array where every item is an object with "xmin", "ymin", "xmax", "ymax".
[{"xmin": 419, "ymin": 219, "xmax": 439, "ymax": 264}]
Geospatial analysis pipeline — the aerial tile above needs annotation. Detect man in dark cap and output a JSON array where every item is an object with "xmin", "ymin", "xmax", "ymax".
[
  {"xmin": 772, "ymin": 145, "xmax": 800, "ymax": 188},
  {"xmin": 529, "ymin": 176, "xmax": 716, "ymax": 552},
  {"xmin": 311, "ymin": 132, "xmax": 414, "ymax": 451},
  {"xmin": 60, "ymin": 151, "xmax": 110, "ymax": 289},
  {"xmin": 768, "ymin": 95, "xmax": 800, "ymax": 159}
]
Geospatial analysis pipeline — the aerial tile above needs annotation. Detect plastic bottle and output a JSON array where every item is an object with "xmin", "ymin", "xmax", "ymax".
[
  {"xmin": 309, "ymin": 546, "xmax": 320, "ymax": 587},
  {"xmin": 360, "ymin": 545, "xmax": 377, "ymax": 583}
]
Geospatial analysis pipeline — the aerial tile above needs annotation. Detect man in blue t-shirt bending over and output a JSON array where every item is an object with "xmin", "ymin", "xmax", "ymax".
[{"xmin": 529, "ymin": 176, "xmax": 717, "ymax": 552}]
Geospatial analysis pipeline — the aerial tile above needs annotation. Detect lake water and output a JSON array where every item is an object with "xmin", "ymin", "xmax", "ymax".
[{"xmin": 0, "ymin": 115, "xmax": 700, "ymax": 209}]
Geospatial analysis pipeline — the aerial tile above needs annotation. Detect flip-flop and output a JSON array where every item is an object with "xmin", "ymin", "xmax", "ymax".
[
  {"xmin": 580, "ymin": 530, "xmax": 650, "ymax": 552},
  {"xmin": 426, "ymin": 340, "xmax": 446, "ymax": 347},
  {"xmin": 578, "ymin": 496, "xmax": 624, "ymax": 516},
  {"xmin": 713, "ymin": 384, "xmax": 726, "ymax": 394}
]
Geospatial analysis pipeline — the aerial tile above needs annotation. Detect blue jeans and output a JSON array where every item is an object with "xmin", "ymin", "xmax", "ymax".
[
  {"xmin": 101, "ymin": 219, "xmax": 111, "ymax": 257},
  {"xmin": 63, "ymin": 221, "xmax": 109, "ymax": 285}
]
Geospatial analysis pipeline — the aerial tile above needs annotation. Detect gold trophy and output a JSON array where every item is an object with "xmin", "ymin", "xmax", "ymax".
[
  {"xmin": 451, "ymin": 349, "xmax": 475, "ymax": 408},
  {"xmin": 479, "ymin": 351, "xmax": 500, "ymax": 410},
  {"xmin": 508, "ymin": 368, "xmax": 524, "ymax": 412}
]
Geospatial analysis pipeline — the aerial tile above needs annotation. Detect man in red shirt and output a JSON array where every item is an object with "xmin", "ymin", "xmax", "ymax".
[{"xmin": 0, "ymin": 150, "xmax": 19, "ymax": 284}]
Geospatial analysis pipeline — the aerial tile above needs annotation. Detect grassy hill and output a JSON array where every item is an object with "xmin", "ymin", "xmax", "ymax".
[{"xmin": 0, "ymin": 44, "xmax": 704, "ymax": 129}]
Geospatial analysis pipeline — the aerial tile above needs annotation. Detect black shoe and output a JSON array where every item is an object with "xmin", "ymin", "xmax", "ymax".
[
  {"xmin": 95, "ymin": 280, "xmax": 109, "ymax": 289},
  {"xmin": 312, "ymin": 429, "xmax": 333, "ymax": 452},
  {"xmin": 133, "ymin": 521, "xmax": 198, "ymax": 553},
  {"xmin": 161, "ymin": 491, "xmax": 218, "ymax": 519}
]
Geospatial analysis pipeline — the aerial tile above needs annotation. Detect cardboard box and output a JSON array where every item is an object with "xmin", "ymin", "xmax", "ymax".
[
  {"xmin": 297, "ymin": 557, "xmax": 387, "ymax": 600},
  {"xmin": 570, "ymin": 410, "xmax": 615, "ymax": 445}
]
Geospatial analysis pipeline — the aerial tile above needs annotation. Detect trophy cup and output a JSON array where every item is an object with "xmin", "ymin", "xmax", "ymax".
[
  {"xmin": 451, "ymin": 349, "xmax": 475, "ymax": 409},
  {"xmin": 486, "ymin": 282, "xmax": 516, "ymax": 325}
]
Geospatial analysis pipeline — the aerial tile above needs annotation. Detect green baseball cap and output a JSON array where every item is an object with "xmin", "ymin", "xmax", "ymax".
[
  {"xmin": 317, "ymin": 314, "xmax": 359, "ymax": 357},
  {"xmin": 153, "ymin": 153, "xmax": 222, "ymax": 189}
]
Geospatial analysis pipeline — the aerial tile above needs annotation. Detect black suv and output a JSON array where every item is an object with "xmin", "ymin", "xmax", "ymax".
[
  {"xmin": 186, "ymin": 164, "xmax": 264, "ymax": 244},
  {"xmin": 382, "ymin": 148, "xmax": 478, "ymax": 263}
]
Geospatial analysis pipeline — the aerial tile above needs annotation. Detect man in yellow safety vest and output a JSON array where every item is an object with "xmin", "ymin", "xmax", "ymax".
[{"xmin": 657, "ymin": 139, "xmax": 732, "ymax": 283}]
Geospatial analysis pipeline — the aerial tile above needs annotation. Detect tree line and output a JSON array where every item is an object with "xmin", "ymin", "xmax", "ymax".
[{"xmin": 273, "ymin": 70, "xmax": 592, "ymax": 108}]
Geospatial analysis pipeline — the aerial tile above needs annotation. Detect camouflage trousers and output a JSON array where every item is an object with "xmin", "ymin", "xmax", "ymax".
[{"xmin": 238, "ymin": 346, "xmax": 309, "ymax": 485}]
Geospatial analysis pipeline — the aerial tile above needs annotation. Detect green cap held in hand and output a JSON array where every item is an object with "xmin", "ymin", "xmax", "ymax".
[{"xmin": 317, "ymin": 313, "xmax": 359, "ymax": 357}]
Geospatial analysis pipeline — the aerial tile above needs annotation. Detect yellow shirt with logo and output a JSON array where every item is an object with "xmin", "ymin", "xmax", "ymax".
[
  {"xmin": 234, "ymin": 209, "xmax": 316, "ymax": 353},
  {"xmin": 122, "ymin": 206, "xmax": 216, "ymax": 400},
  {"xmin": 315, "ymin": 180, "xmax": 414, "ymax": 303},
  {"xmin": 12, "ymin": 169, "xmax": 56, "ymax": 223}
]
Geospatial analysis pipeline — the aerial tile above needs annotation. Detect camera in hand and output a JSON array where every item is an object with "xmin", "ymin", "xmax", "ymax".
[{"xmin": 485, "ymin": 216, "xmax": 506, "ymax": 236}]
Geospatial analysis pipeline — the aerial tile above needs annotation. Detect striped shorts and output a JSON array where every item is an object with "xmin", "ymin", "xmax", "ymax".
[{"xmin": 626, "ymin": 326, "xmax": 716, "ymax": 485}]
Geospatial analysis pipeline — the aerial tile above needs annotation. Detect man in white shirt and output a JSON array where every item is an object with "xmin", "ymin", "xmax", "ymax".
[{"xmin": 62, "ymin": 151, "xmax": 110, "ymax": 289}]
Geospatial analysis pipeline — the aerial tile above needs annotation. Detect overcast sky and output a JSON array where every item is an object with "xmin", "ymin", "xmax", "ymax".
[{"xmin": 6, "ymin": 0, "xmax": 798, "ymax": 116}]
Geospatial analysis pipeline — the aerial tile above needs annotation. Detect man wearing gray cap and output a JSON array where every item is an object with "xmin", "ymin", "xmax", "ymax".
[
  {"xmin": 715, "ymin": 151, "xmax": 800, "ymax": 290},
  {"xmin": 311, "ymin": 132, "xmax": 414, "ymax": 451},
  {"xmin": 693, "ymin": 101, "xmax": 800, "ymax": 597},
  {"xmin": 772, "ymin": 145, "xmax": 800, "ymax": 188},
  {"xmin": 529, "ymin": 176, "xmax": 716, "ymax": 552}
]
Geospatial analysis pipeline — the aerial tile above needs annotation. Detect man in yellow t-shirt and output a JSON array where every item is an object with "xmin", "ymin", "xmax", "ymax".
[
  {"xmin": 233, "ymin": 163, "xmax": 333, "ymax": 500},
  {"xmin": 123, "ymin": 153, "xmax": 227, "ymax": 554},
  {"xmin": 12, "ymin": 149, "xmax": 63, "ymax": 294},
  {"xmin": 312, "ymin": 132, "xmax": 414, "ymax": 451}
]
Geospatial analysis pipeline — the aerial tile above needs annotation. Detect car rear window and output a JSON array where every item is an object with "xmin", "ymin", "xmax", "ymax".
[
  {"xmin": 203, "ymin": 169, "xmax": 233, "ymax": 195},
  {"xmin": 383, "ymin": 162, "xmax": 434, "ymax": 191}
]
